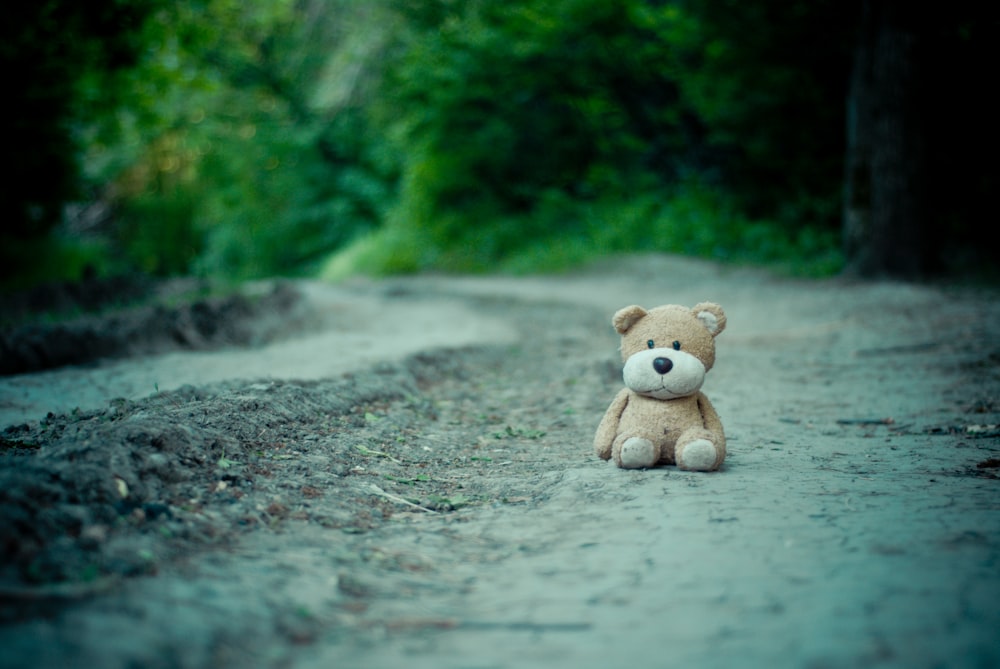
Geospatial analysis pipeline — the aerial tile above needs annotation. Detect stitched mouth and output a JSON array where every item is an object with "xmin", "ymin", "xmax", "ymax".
[
  {"xmin": 640, "ymin": 381, "xmax": 683, "ymax": 399},
  {"xmin": 649, "ymin": 377, "xmax": 698, "ymax": 398}
]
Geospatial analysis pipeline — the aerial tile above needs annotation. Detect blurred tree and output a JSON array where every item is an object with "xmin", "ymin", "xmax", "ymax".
[
  {"xmin": 340, "ymin": 0, "xmax": 856, "ymax": 274},
  {"xmin": 3, "ymin": 2, "xmax": 143, "ymax": 231},
  {"xmin": 1, "ymin": 0, "xmax": 166, "ymax": 279},
  {"xmin": 363, "ymin": 0, "xmax": 713, "ymax": 271},
  {"xmin": 372, "ymin": 0, "xmax": 997, "ymax": 278},
  {"xmin": 93, "ymin": 0, "xmax": 394, "ymax": 278},
  {"xmin": 7, "ymin": 0, "xmax": 994, "ymax": 284},
  {"xmin": 667, "ymin": 0, "xmax": 856, "ymax": 228},
  {"xmin": 844, "ymin": 0, "xmax": 999, "ymax": 277}
]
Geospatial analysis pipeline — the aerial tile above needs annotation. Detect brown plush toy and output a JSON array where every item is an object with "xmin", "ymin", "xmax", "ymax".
[{"xmin": 594, "ymin": 302, "xmax": 727, "ymax": 471}]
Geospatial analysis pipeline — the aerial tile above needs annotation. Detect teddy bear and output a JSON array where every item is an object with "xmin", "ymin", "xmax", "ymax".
[{"xmin": 594, "ymin": 302, "xmax": 727, "ymax": 471}]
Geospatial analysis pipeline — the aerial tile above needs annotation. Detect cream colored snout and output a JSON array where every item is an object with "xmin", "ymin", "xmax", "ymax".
[{"xmin": 622, "ymin": 348, "xmax": 706, "ymax": 400}]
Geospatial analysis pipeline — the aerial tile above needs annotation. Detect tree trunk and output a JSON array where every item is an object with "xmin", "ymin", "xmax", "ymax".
[
  {"xmin": 842, "ymin": 0, "xmax": 926, "ymax": 278},
  {"xmin": 842, "ymin": 1, "xmax": 874, "ymax": 273}
]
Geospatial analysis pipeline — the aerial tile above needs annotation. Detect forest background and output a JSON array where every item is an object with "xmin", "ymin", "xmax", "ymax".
[{"xmin": 2, "ymin": 0, "xmax": 996, "ymax": 290}]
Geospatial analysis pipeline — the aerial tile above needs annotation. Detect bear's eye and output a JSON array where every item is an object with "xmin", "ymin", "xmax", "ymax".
[
  {"xmin": 672, "ymin": 341, "xmax": 681, "ymax": 351},
  {"xmin": 647, "ymin": 340, "xmax": 655, "ymax": 349}
]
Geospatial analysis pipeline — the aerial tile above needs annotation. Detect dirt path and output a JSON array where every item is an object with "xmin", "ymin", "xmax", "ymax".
[{"xmin": 1, "ymin": 255, "xmax": 998, "ymax": 669}]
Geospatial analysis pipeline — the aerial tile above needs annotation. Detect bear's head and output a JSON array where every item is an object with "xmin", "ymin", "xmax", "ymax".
[{"xmin": 613, "ymin": 302, "xmax": 726, "ymax": 400}]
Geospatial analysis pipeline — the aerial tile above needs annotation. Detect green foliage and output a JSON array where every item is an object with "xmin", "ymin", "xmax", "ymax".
[
  {"xmin": 82, "ymin": 0, "xmax": 394, "ymax": 279},
  {"xmin": 116, "ymin": 193, "xmax": 201, "ymax": 276},
  {"xmin": 326, "ymin": 0, "xmax": 847, "ymax": 278},
  {"xmin": 1, "ymin": 0, "xmax": 168, "ymax": 281},
  {"xmin": 8, "ymin": 0, "xmax": 861, "ymax": 287},
  {"xmin": 664, "ymin": 0, "xmax": 855, "ymax": 225},
  {"xmin": 0, "ymin": 236, "xmax": 117, "ymax": 291},
  {"xmin": 374, "ymin": 1, "xmax": 694, "ymax": 253},
  {"xmin": 499, "ymin": 183, "xmax": 842, "ymax": 278}
]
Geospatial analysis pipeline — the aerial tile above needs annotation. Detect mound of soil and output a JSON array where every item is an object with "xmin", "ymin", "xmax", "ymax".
[
  {"xmin": 0, "ymin": 296, "xmax": 600, "ymax": 624},
  {"xmin": 0, "ymin": 274, "xmax": 155, "ymax": 323},
  {"xmin": 0, "ymin": 354, "xmax": 433, "ymax": 610},
  {"xmin": 0, "ymin": 279, "xmax": 307, "ymax": 376}
]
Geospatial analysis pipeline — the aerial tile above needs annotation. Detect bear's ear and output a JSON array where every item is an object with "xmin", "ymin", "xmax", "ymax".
[
  {"xmin": 613, "ymin": 305, "xmax": 648, "ymax": 334},
  {"xmin": 692, "ymin": 302, "xmax": 726, "ymax": 337}
]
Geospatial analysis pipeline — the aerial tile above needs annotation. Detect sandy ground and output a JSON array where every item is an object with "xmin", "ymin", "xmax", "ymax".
[{"xmin": 1, "ymin": 254, "xmax": 998, "ymax": 669}]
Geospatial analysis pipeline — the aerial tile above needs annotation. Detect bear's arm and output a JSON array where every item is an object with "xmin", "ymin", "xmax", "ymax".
[
  {"xmin": 697, "ymin": 392, "xmax": 726, "ymax": 447},
  {"xmin": 594, "ymin": 388, "xmax": 630, "ymax": 460}
]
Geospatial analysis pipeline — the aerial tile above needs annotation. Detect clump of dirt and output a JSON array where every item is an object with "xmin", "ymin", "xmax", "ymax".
[
  {"xmin": 0, "ymin": 279, "xmax": 308, "ymax": 376},
  {"xmin": 0, "ymin": 361, "xmax": 413, "ymax": 586}
]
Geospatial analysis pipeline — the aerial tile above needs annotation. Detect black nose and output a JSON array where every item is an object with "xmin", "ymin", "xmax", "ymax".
[{"xmin": 653, "ymin": 357, "xmax": 673, "ymax": 375}]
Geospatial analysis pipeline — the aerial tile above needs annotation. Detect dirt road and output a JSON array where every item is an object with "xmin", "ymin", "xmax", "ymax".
[{"xmin": 1, "ymin": 255, "xmax": 998, "ymax": 668}]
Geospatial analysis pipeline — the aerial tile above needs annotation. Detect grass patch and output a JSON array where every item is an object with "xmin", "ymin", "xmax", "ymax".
[
  {"xmin": 319, "ymin": 182, "xmax": 843, "ymax": 280},
  {"xmin": 492, "ymin": 425, "xmax": 546, "ymax": 440}
]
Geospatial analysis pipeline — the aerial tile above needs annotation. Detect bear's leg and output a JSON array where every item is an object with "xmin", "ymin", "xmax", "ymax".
[
  {"xmin": 616, "ymin": 437, "xmax": 659, "ymax": 469},
  {"xmin": 675, "ymin": 428, "xmax": 725, "ymax": 471}
]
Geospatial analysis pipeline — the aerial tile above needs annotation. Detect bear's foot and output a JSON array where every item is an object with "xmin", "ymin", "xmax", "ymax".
[
  {"xmin": 618, "ymin": 437, "xmax": 657, "ymax": 469},
  {"xmin": 676, "ymin": 439, "xmax": 721, "ymax": 471}
]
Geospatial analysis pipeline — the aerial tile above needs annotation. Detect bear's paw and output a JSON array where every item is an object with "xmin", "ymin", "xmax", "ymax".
[
  {"xmin": 619, "ymin": 437, "xmax": 657, "ymax": 469},
  {"xmin": 676, "ymin": 439, "xmax": 720, "ymax": 472}
]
